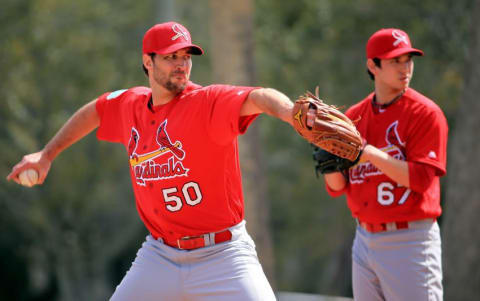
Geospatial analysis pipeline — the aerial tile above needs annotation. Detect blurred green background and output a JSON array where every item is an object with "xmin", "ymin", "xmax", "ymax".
[{"xmin": 1, "ymin": 0, "xmax": 479, "ymax": 300}]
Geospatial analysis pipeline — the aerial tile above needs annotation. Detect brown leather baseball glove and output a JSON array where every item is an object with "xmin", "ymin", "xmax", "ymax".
[{"xmin": 292, "ymin": 89, "xmax": 364, "ymax": 162}]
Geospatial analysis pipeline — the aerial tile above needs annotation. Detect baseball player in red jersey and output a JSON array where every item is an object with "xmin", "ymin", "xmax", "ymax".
[
  {"xmin": 6, "ymin": 21, "xmax": 302, "ymax": 300},
  {"xmin": 321, "ymin": 28, "xmax": 448, "ymax": 300}
]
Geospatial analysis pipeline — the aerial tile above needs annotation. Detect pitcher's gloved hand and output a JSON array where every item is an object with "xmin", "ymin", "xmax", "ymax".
[{"xmin": 292, "ymin": 88, "xmax": 363, "ymax": 162}]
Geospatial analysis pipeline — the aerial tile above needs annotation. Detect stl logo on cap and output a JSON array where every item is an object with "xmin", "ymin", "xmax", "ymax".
[
  {"xmin": 142, "ymin": 21, "xmax": 204, "ymax": 55},
  {"xmin": 171, "ymin": 24, "xmax": 189, "ymax": 42},
  {"xmin": 392, "ymin": 30, "xmax": 408, "ymax": 47},
  {"xmin": 366, "ymin": 28, "xmax": 424, "ymax": 59}
]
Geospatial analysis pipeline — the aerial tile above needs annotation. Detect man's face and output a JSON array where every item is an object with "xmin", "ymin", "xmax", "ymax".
[
  {"xmin": 373, "ymin": 53, "xmax": 414, "ymax": 91},
  {"xmin": 148, "ymin": 48, "xmax": 193, "ymax": 94}
]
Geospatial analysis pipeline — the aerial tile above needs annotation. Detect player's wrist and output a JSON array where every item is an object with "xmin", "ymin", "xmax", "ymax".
[
  {"xmin": 41, "ymin": 146, "xmax": 57, "ymax": 163},
  {"xmin": 359, "ymin": 144, "xmax": 373, "ymax": 162}
]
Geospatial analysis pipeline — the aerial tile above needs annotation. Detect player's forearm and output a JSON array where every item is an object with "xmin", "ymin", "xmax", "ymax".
[
  {"xmin": 324, "ymin": 172, "xmax": 347, "ymax": 191},
  {"xmin": 360, "ymin": 144, "xmax": 410, "ymax": 187},
  {"xmin": 43, "ymin": 99, "xmax": 100, "ymax": 162},
  {"xmin": 241, "ymin": 88, "xmax": 294, "ymax": 125}
]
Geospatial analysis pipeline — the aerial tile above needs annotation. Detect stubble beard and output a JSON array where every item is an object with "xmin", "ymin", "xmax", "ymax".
[
  {"xmin": 165, "ymin": 80, "xmax": 186, "ymax": 95},
  {"xmin": 164, "ymin": 70, "xmax": 188, "ymax": 95},
  {"xmin": 152, "ymin": 69, "xmax": 188, "ymax": 95}
]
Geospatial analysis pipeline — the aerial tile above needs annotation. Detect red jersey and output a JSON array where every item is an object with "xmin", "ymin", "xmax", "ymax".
[
  {"xmin": 328, "ymin": 88, "xmax": 448, "ymax": 223},
  {"xmin": 95, "ymin": 82, "xmax": 259, "ymax": 240}
]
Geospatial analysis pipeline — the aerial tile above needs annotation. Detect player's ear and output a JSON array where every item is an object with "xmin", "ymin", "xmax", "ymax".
[
  {"xmin": 143, "ymin": 54, "xmax": 153, "ymax": 70},
  {"xmin": 366, "ymin": 59, "xmax": 377, "ymax": 75}
]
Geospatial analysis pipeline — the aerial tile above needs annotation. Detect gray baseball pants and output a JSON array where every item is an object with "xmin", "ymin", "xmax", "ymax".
[
  {"xmin": 352, "ymin": 219, "xmax": 443, "ymax": 301},
  {"xmin": 109, "ymin": 221, "xmax": 276, "ymax": 301}
]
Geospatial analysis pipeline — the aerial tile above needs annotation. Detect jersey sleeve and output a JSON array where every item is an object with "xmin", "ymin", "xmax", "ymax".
[
  {"xmin": 408, "ymin": 161, "xmax": 437, "ymax": 192},
  {"xmin": 406, "ymin": 108, "xmax": 448, "ymax": 176},
  {"xmin": 95, "ymin": 89, "xmax": 128, "ymax": 143},
  {"xmin": 203, "ymin": 85, "xmax": 260, "ymax": 145}
]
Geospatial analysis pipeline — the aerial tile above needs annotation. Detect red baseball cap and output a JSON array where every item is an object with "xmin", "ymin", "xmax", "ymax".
[
  {"xmin": 142, "ymin": 22, "xmax": 203, "ymax": 55},
  {"xmin": 366, "ymin": 28, "xmax": 423, "ymax": 59}
]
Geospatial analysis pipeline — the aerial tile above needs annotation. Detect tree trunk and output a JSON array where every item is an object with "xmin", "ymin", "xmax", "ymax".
[
  {"xmin": 442, "ymin": 0, "xmax": 480, "ymax": 299},
  {"xmin": 208, "ymin": 0, "xmax": 276, "ymax": 287}
]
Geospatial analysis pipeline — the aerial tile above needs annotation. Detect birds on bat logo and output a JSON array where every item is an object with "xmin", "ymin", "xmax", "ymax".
[
  {"xmin": 171, "ymin": 23, "xmax": 189, "ymax": 42},
  {"xmin": 350, "ymin": 120, "xmax": 406, "ymax": 183},
  {"xmin": 128, "ymin": 120, "xmax": 189, "ymax": 186}
]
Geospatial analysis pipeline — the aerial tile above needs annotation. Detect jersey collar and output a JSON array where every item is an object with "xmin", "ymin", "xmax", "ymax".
[{"xmin": 147, "ymin": 81, "xmax": 201, "ymax": 112}]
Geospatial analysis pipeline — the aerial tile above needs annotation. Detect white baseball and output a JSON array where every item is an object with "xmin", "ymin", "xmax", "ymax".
[{"xmin": 18, "ymin": 169, "xmax": 39, "ymax": 187}]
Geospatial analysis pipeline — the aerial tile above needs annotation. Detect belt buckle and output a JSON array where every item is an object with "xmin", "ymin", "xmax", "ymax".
[
  {"xmin": 359, "ymin": 220, "xmax": 386, "ymax": 233},
  {"xmin": 386, "ymin": 222, "xmax": 398, "ymax": 231},
  {"xmin": 176, "ymin": 238, "xmax": 184, "ymax": 249}
]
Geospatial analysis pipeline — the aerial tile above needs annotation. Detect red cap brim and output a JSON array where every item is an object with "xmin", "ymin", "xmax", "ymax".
[
  {"xmin": 377, "ymin": 47, "xmax": 424, "ymax": 59},
  {"xmin": 149, "ymin": 43, "xmax": 204, "ymax": 55}
]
